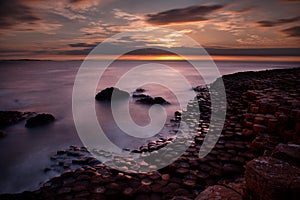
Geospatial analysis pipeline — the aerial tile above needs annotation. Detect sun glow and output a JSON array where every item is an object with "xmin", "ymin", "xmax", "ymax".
[{"xmin": 153, "ymin": 55, "xmax": 184, "ymax": 60}]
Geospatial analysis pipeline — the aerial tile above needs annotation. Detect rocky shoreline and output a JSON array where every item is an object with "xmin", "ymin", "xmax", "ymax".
[{"xmin": 0, "ymin": 67, "xmax": 300, "ymax": 200}]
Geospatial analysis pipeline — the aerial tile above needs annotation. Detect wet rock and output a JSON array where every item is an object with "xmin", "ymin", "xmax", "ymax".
[
  {"xmin": 75, "ymin": 191, "xmax": 90, "ymax": 198},
  {"xmin": 73, "ymin": 184, "xmax": 87, "ymax": 192},
  {"xmin": 93, "ymin": 186, "xmax": 106, "ymax": 194},
  {"xmin": 43, "ymin": 167, "xmax": 51, "ymax": 172},
  {"xmin": 242, "ymin": 129, "xmax": 255, "ymax": 137},
  {"xmin": 193, "ymin": 85, "xmax": 208, "ymax": 93},
  {"xmin": 95, "ymin": 87, "xmax": 129, "ymax": 101},
  {"xmin": 183, "ymin": 179, "xmax": 196, "ymax": 187},
  {"xmin": 57, "ymin": 187, "xmax": 71, "ymax": 195},
  {"xmin": 267, "ymin": 118, "xmax": 278, "ymax": 134},
  {"xmin": 161, "ymin": 174, "xmax": 170, "ymax": 181},
  {"xmin": 175, "ymin": 111, "xmax": 182, "ymax": 117},
  {"xmin": 123, "ymin": 187, "xmax": 134, "ymax": 195},
  {"xmin": 172, "ymin": 196, "xmax": 193, "ymax": 200},
  {"xmin": 174, "ymin": 188, "xmax": 191, "ymax": 197},
  {"xmin": 25, "ymin": 113, "xmax": 55, "ymax": 128},
  {"xmin": 141, "ymin": 178, "xmax": 153, "ymax": 186},
  {"xmin": 254, "ymin": 116, "xmax": 265, "ymax": 125},
  {"xmin": 174, "ymin": 111, "xmax": 182, "ymax": 121},
  {"xmin": 222, "ymin": 163, "xmax": 242, "ymax": 175},
  {"xmin": 136, "ymin": 96, "xmax": 170, "ymax": 105},
  {"xmin": 176, "ymin": 168, "xmax": 189, "ymax": 174},
  {"xmin": 253, "ymin": 124, "xmax": 267, "ymax": 133}
]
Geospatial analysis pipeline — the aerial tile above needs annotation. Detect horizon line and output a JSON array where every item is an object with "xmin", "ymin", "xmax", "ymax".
[{"xmin": 1, "ymin": 55, "xmax": 300, "ymax": 63}]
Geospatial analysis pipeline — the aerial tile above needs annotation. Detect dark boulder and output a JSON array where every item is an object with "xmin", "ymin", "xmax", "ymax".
[
  {"xmin": 0, "ymin": 111, "xmax": 33, "ymax": 128},
  {"xmin": 192, "ymin": 86, "xmax": 208, "ymax": 93},
  {"xmin": 136, "ymin": 96, "xmax": 170, "ymax": 105},
  {"xmin": 271, "ymin": 143, "xmax": 300, "ymax": 167},
  {"xmin": 245, "ymin": 156, "xmax": 300, "ymax": 200},
  {"xmin": 132, "ymin": 93, "xmax": 150, "ymax": 98},
  {"xmin": 95, "ymin": 87, "xmax": 129, "ymax": 101},
  {"xmin": 25, "ymin": 113, "xmax": 55, "ymax": 128},
  {"xmin": 135, "ymin": 88, "xmax": 145, "ymax": 93}
]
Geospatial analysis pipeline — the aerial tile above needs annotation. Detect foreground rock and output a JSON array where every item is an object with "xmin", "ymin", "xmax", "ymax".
[
  {"xmin": 25, "ymin": 113, "xmax": 55, "ymax": 128},
  {"xmin": 95, "ymin": 87, "xmax": 129, "ymax": 101},
  {"xmin": 245, "ymin": 156, "xmax": 300, "ymax": 200},
  {"xmin": 195, "ymin": 184, "xmax": 242, "ymax": 200},
  {"xmin": 245, "ymin": 143, "xmax": 300, "ymax": 200},
  {"xmin": 271, "ymin": 143, "xmax": 300, "ymax": 167},
  {"xmin": 136, "ymin": 96, "xmax": 170, "ymax": 105}
]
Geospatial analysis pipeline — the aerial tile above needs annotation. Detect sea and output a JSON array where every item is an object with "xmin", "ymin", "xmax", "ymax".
[{"xmin": 0, "ymin": 60, "xmax": 299, "ymax": 193}]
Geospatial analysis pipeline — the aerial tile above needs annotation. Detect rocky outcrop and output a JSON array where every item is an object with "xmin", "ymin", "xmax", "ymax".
[
  {"xmin": 95, "ymin": 87, "xmax": 129, "ymax": 101},
  {"xmin": 132, "ymin": 93, "xmax": 150, "ymax": 98},
  {"xmin": 132, "ymin": 87, "xmax": 170, "ymax": 105},
  {"xmin": 1, "ymin": 67, "xmax": 300, "ymax": 199},
  {"xmin": 136, "ymin": 96, "xmax": 170, "ymax": 105},
  {"xmin": 25, "ymin": 113, "xmax": 55, "ymax": 128},
  {"xmin": 135, "ymin": 88, "xmax": 146, "ymax": 93},
  {"xmin": 0, "ymin": 111, "xmax": 33, "ymax": 128}
]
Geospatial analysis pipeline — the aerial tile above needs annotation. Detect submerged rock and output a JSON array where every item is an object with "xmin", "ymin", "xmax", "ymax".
[
  {"xmin": 25, "ymin": 113, "xmax": 55, "ymax": 128},
  {"xmin": 136, "ymin": 96, "xmax": 170, "ymax": 105},
  {"xmin": 132, "ymin": 93, "xmax": 150, "ymax": 98},
  {"xmin": 0, "ymin": 111, "xmax": 33, "ymax": 128},
  {"xmin": 95, "ymin": 87, "xmax": 129, "ymax": 101}
]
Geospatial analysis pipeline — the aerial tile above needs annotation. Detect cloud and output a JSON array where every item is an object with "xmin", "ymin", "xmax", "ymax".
[
  {"xmin": 60, "ymin": 46, "xmax": 300, "ymax": 56},
  {"xmin": 113, "ymin": 9, "xmax": 143, "ymax": 21},
  {"xmin": 60, "ymin": 48, "xmax": 94, "ymax": 55},
  {"xmin": 233, "ymin": 6, "xmax": 256, "ymax": 13},
  {"xmin": 125, "ymin": 48, "xmax": 175, "ymax": 55},
  {"xmin": 0, "ymin": 0, "xmax": 40, "ymax": 29},
  {"xmin": 23, "ymin": 0, "xmax": 104, "ymax": 21},
  {"xmin": 67, "ymin": 0, "xmax": 102, "ymax": 11},
  {"xmin": 257, "ymin": 16, "xmax": 300, "ymax": 27},
  {"xmin": 146, "ymin": 4, "xmax": 224, "ymax": 25},
  {"xmin": 206, "ymin": 48, "xmax": 300, "ymax": 56},
  {"xmin": 0, "ymin": 0, "xmax": 62, "ymax": 34},
  {"xmin": 282, "ymin": 26, "xmax": 300, "ymax": 37}
]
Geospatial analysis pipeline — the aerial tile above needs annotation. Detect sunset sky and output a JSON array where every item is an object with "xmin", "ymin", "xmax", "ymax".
[{"xmin": 0, "ymin": 0, "xmax": 299, "ymax": 61}]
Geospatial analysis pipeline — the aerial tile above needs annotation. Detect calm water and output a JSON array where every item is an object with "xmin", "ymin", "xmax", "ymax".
[{"xmin": 0, "ymin": 60, "xmax": 299, "ymax": 193}]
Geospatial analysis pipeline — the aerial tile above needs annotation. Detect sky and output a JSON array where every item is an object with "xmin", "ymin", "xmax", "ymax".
[{"xmin": 0, "ymin": 0, "xmax": 299, "ymax": 61}]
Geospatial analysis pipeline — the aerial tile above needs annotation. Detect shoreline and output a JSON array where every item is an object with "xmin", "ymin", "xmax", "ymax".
[{"xmin": 0, "ymin": 67, "xmax": 300, "ymax": 199}]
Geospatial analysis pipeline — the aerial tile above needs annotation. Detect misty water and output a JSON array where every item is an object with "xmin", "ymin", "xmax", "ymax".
[{"xmin": 0, "ymin": 60, "xmax": 299, "ymax": 194}]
